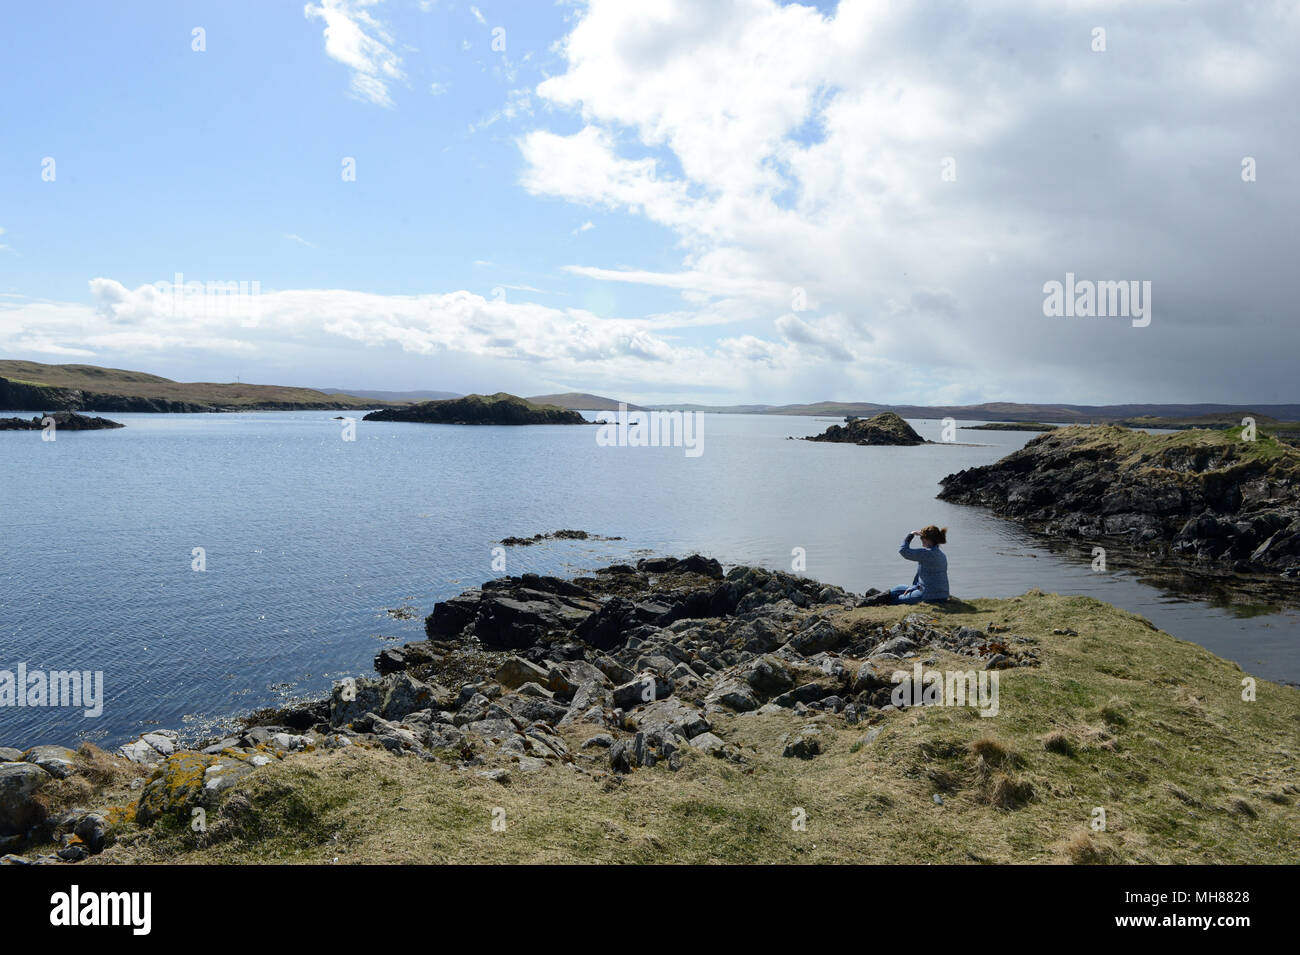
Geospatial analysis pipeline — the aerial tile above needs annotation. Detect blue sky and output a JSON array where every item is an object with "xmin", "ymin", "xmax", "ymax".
[{"xmin": 2, "ymin": 1, "xmax": 1298, "ymax": 405}]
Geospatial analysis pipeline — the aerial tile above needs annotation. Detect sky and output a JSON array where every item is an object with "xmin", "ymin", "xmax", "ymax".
[{"xmin": 1, "ymin": 0, "xmax": 1297, "ymax": 406}]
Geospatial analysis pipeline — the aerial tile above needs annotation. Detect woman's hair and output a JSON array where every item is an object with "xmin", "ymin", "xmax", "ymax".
[{"xmin": 920, "ymin": 525, "xmax": 948, "ymax": 545}]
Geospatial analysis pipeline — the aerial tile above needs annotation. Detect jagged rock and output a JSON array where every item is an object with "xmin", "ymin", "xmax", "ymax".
[
  {"xmin": 592, "ymin": 654, "xmax": 635, "ymax": 686},
  {"xmin": 938, "ymin": 424, "xmax": 1300, "ymax": 580},
  {"xmin": 581, "ymin": 734, "xmax": 614, "ymax": 750},
  {"xmin": 771, "ymin": 682, "xmax": 833, "ymax": 708},
  {"xmin": 781, "ymin": 729, "xmax": 823, "ymax": 759},
  {"xmin": 330, "ymin": 676, "xmax": 386, "ymax": 727},
  {"xmin": 872, "ymin": 635, "xmax": 919, "ymax": 657},
  {"xmin": 705, "ymin": 678, "xmax": 760, "ymax": 712},
  {"xmin": 118, "ymin": 730, "xmax": 180, "ymax": 766},
  {"xmin": 0, "ymin": 762, "xmax": 52, "ymax": 836},
  {"xmin": 22, "ymin": 745, "xmax": 79, "ymax": 780},
  {"xmin": 805, "ymin": 412, "xmax": 925, "ymax": 446},
  {"xmin": 496, "ymin": 692, "xmax": 568, "ymax": 725},
  {"xmin": 0, "ymin": 411, "xmax": 125, "ymax": 431},
  {"xmin": 496, "ymin": 657, "xmax": 552, "ymax": 690},
  {"xmin": 851, "ymin": 661, "xmax": 892, "ymax": 695},
  {"xmin": 636, "ymin": 555, "xmax": 725, "ymax": 578},
  {"xmin": 135, "ymin": 753, "xmax": 258, "ymax": 827},
  {"xmin": 543, "ymin": 660, "xmax": 609, "ymax": 698},
  {"xmin": 613, "ymin": 674, "xmax": 671, "ymax": 708},
  {"xmin": 786, "ymin": 619, "xmax": 846, "ymax": 655},
  {"xmin": 741, "ymin": 655, "xmax": 795, "ymax": 695},
  {"xmin": 423, "ymin": 723, "xmax": 467, "ymax": 751},
  {"xmin": 634, "ymin": 699, "xmax": 711, "ymax": 740},
  {"xmin": 73, "ymin": 813, "xmax": 111, "ymax": 854},
  {"xmin": 559, "ymin": 681, "xmax": 614, "ymax": 725}
]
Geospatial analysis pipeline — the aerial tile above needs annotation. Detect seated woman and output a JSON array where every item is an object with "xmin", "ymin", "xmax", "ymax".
[{"xmin": 863, "ymin": 525, "xmax": 950, "ymax": 605}]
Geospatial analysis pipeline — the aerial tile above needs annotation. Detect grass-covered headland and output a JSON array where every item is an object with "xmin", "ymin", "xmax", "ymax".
[{"xmin": 5, "ymin": 557, "xmax": 1296, "ymax": 866}]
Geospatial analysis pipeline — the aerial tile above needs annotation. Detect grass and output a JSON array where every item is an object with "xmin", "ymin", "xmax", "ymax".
[
  {"xmin": 61, "ymin": 590, "xmax": 1300, "ymax": 865},
  {"xmin": 1046, "ymin": 422, "xmax": 1298, "ymax": 467}
]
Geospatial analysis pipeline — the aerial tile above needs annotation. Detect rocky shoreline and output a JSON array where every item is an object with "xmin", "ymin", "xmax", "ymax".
[
  {"xmin": 1, "ymin": 555, "xmax": 1041, "ymax": 864},
  {"xmin": 939, "ymin": 424, "xmax": 1300, "ymax": 592},
  {"xmin": 0, "ymin": 411, "xmax": 125, "ymax": 431}
]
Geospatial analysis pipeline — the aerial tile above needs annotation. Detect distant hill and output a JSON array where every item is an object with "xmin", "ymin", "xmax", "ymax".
[
  {"xmin": 319, "ymin": 387, "xmax": 461, "ymax": 402},
  {"xmin": 526, "ymin": 392, "xmax": 646, "ymax": 412},
  {"xmin": 0, "ymin": 360, "xmax": 387, "ymax": 412},
  {"xmin": 649, "ymin": 399, "xmax": 1300, "ymax": 423}
]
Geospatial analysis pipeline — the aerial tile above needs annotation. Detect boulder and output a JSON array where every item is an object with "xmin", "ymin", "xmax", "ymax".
[
  {"xmin": 0, "ymin": 762, "xmax": 52, "ymax": 836},
  {"xmin": 634, "ymin": 699, "xmax": 711, "ymax": 740},
  {"xmin": 118, "ymin": 730, "xmax": 180, "ymax": 766},
  {"xmin": 496, "ymin": 657, "xmax": 552, "ymax": 691},
  {"xmin": 705, "ymin": 678, "xmax": 760, "ymax": 713},
  {"xmin": 22, "ymin": 745, "xmax": 79, "ymax": 780},
  {"xmin": 135, "ymin": 753, "xmax": 257, "ymax": 828},
  {"xmin": 786, "ymin": 619, "xmax": 846, "ymax": 655},
  {"xmin": 741, "ymin": 655, "xmax": 795, "ymax": 695},
  {"xmin": 613, "ymin": 674, "xmax": 671, "ymax": 708}
]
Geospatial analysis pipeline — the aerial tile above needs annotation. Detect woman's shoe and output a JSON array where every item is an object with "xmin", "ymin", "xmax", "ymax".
[{"xmin": 859, "ymin": 589, "xmax": 892, "ymax": 607}]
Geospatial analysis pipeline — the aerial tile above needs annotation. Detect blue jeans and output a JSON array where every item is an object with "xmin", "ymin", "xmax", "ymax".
[
  {"xmin": 889, "ymin": 585, "xmax": 924, "ymax": 605},
  {"xmin": 889, "ymin": 586, "xmax": 946, "ymax": 605}
]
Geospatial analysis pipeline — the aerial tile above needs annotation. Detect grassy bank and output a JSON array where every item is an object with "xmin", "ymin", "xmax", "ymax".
[
  {"xmin": 0, "ymin": 360, "xmax": 385, "ymax": 410},
  {"xmin": 45, "ymin": 591, "xmax": 1297, "ymax": 865}
]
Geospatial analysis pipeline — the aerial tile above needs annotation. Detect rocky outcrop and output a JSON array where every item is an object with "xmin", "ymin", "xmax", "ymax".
[
  {"xmin": 363, "ymin": 393, "xmax": 590, "ymax": 425},
  {"xmin": 1, "ymin": 555, "xmax": 1043, "ymax": 863},
  {"xmin": 0, "ymin": 376, "xmax": 217, "ymax": 413},
  {"xmin": 805, "ymin": 411, "xmax": 926, "ymax": 446},
  {"xmin": 939, "ymin": 424, "xmax": 1300, "ymax": 578},
  {"xmin": 499, "ymin": 529, "xmax": 624, "ymax": 546},
  {"xmin": 0, "ymin": 411, "xmax": 125, "ymax": 431}
]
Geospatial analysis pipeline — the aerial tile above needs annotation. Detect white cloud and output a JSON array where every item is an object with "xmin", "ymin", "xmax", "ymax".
[
  {"xmin": 517, "ymin": 0, "xmax": 1300, "ymax": 403},
  {"xmin": 283, "ymin": 233, "xmax": 316, "ymax": 248},
  {"xmin": 0, "ymin": 278, "xmax": 911, "ymax": 401},
  {"xmin": 304, "ymin": 0, "xmax": 405, "ymax": 108}
]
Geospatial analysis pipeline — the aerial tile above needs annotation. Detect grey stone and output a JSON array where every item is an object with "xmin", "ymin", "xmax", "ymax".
[
  {"xmin": 704, "ymin": 678, "xmax": 759, "ymax": 712},
  {"xmin": 22, "ymin": 745, "xmax": 79, "ymax": 780},
  {"xmin": 688, "ymin": 732, "xmax": 727, "ymax": 756},
  {"xmin": 0, "ymin": 762, "xmax": 51, "ymax": 836},
  {"xmin": 634, "ymin": 698, "xmax": 711, "ymax": 740}
]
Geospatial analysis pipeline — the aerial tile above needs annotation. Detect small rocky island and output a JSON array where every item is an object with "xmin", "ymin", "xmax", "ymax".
[
  {"xmin": 939, "ymin": 424, "xmax": 1300, "ymax": 580},
  {"xmin": 363, "ymin": 393, "xmax": 590, "ymax": 425},
  {"xmin": 0, "ymin": 411, "xmax": 125, "ymax": 431},
  {"xmin": 805, "ymin": 411, "xmax": 926, "ymax": 446},
  {"xmin": 962, "ymin": 422, "xmax": 1058, "ymax": 432}
]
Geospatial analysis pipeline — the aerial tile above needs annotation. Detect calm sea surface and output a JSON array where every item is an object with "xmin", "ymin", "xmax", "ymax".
[{"xmin": 2, "ymin": 411, "xmax": 1296, "ymax": 749}]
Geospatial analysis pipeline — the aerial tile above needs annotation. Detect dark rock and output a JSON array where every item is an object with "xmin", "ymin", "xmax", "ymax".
[
  {"xmin": 363, "ymin": 393, "xmax": 591, "ymax": 425},
  {"xmin": 0, "ymin": 411, "xmax": 125, "ymax": 431},
  {"xmin": 805, "ymin": 411, "xmax": 925, "ymax": 446},
  {"xmin": 0, "ymin": 762, "xmax": 52, "ymax": 836}
]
